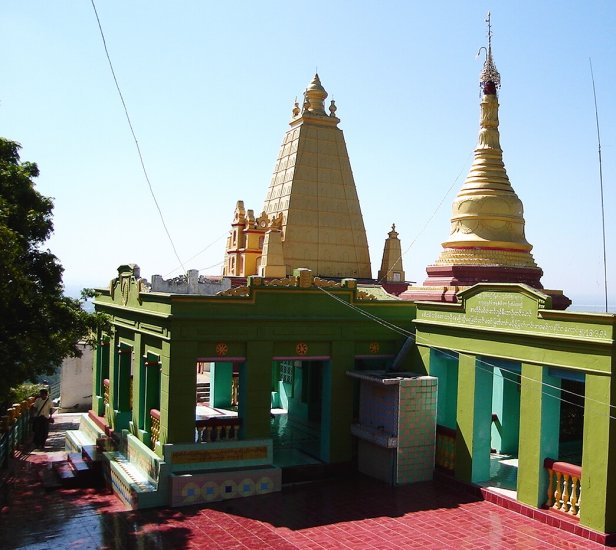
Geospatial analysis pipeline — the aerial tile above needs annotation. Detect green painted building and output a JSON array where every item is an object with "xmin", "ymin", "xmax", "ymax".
[
  {"xmin": 72, "ymin": 38, "xmax": 616, "ymax": 539},
  {"xmin": 80, "ymin": 265, "xmax": 415, "ymax": 508},
  {"xmin": 72, "ymin": 264, "xmax": 616, "ymax": 540},
  {"xmin": 415, "ymin": 284, "xmax": 616, "ymax": 536}
]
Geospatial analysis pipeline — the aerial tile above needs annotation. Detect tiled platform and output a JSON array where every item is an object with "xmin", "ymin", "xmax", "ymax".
[{"xmin": 0, "ymin": 415, "xmax": 610, "ymax": 549}]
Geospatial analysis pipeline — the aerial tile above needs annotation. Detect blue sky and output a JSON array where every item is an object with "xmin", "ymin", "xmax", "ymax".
[{"xmin": 1, "ymin": 2, "xmax": 615, "ymax": 309}]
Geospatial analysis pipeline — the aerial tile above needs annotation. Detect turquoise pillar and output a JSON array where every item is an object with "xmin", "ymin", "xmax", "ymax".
[
  {"xmin": 491, "ymin": 369, "xmax": 521, "ymax": 454},
  {"xmin": 430, "ymin": 349, "xmax": 458, "ymax": 430},
  {"xmin": 144, "ymin": 361, "xmax": 161, "ymax": 431},
  {"xmin": 321, "ymin": 360, "xmax": 332, "ymax": 462},
  {"xmin": 113, "ymin": 342, "xmax": 132, "ymax": 431},
  {"xmin": 211, "ymin": 362, "xmax": 233, "ymax": 408}
]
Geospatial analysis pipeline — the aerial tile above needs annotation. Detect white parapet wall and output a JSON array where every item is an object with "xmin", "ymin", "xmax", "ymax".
[
  {"xmin": 150, "ymin": 269, "xmax": 231, "ymax": 295},
  {"xmin": 60, "ymin": 343, "xmax": 94, "ymax": 411}
]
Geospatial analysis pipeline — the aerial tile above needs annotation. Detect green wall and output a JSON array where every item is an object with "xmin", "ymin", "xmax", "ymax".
[{"xmin": 414, "ymin": 283, "xmax": 616, "ymax": 533}]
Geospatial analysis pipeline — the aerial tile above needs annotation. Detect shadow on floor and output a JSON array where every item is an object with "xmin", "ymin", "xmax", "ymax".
[{"xmin": 181, "ymin": 475, "xmax": 483, "ymax": 531}]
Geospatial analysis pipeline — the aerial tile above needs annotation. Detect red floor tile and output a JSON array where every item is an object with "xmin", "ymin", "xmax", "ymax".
[{"xmin": 0, "ymin": 417, "xmax": 611, "ymax": 550}]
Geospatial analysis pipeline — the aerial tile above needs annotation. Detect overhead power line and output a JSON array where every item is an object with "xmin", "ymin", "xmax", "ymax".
[
  {"xmin": 90, "ymin": 0, "xmax": 187, "ymax": 275},
  {"xmin": 376, "ymin": 153, "xmax": 470, "ymax": 285},
  {"xmin": 318, "ymin": 285, "xmax": 616, "ymax": 421}
]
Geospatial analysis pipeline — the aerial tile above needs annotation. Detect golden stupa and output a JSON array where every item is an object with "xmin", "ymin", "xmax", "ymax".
[{"xmin": 403, "ymin": 15, "xmax": 570, "ymax": 309}]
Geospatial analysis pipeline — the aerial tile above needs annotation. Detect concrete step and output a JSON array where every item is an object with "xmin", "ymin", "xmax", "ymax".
[
  {"xmin": 51, "ymin": 462, "xmax": 80, "ymax": 489},
  {"xmin": 43, "ymin": 453, "xmax": 103, "ymax": 490},
  {"xmin": 82, "ymin": 444, "xmax": 103, "ymax": 462},
  {"xmin": 68, "ymin": 452, "xmax": 91, "ymax": 474},
  {"xmin": 39, "ymin": 466, "xmax": 63, "ymax": 491},
  {"xmin": 196, "ymin": 382, "xmax": 210, "ymax": 404}
]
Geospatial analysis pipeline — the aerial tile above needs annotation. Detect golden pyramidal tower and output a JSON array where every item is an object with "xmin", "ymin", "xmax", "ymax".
[{"xmin": 224, "ymin": 74, "xmax": 372, "ymax": 279}]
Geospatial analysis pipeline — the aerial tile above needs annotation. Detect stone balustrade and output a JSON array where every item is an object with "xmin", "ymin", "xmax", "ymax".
[
  {"xmin": 544, "ymin": 458, "xmax": 582, "ymax": 517},
  {"xmin": 0, "ymin": 399, "xmax": 35, "ymax": 468},
  {"xmin": 435, "ymin": 425, "xmax": 456, "ymax": 472},
  {"xmin": 103, "ymin": 379, "xmax": 110, "ymax": 406},
  {"xmin": 150, "ymin": 409, "xmax": 160, "ymax": 449},
  {"xmin": 195, "ymin": 417, "xmax": 241, "ymax": 443}
]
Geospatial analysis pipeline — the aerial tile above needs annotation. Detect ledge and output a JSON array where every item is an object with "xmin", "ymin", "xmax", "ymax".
[{"xmin": 351, "ymin": 423, "xmax": 397, "ymax": 448}]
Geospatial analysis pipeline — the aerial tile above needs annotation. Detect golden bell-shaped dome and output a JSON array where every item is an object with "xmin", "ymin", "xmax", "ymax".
[
  {"xmin": 436, "ymin": 43, "xmax": 538, "ymax": 270},
  {"xmin": 402, "ymin": 15, "xmax": 569, "ymax": 309},
  {"xmin": 303, "ymin": 73, "xmax": 328, "ymax": 116}
]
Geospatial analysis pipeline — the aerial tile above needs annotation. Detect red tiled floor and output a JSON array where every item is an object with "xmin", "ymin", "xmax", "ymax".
[{"xmin": 0, "ymin": 417, "xmax": 610, "ymax": 549}]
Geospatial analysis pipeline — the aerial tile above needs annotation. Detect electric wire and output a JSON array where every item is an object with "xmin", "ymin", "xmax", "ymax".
[
  {"xmin": 317, "ymin": 285, "xmax": 412, "ymax": 339},
  {"xmin": 198, "ymin": 260, "xmax": 224, "ymax": 272},
  {"xmin": 89, "ymin": 1, "xmax": 612, "ymax": 421},
  {"xmin": 90, "ymin": 0, "xmax": 187, "ymax": 275},
  {"xmin": 318, "ymin": 283, "xmax": 616, "ymax": 418},
  {"xmin": 323, "ymin": 282, "xmax": 616, "ymax": 411},
  {"xmin": 376, "ymin": 153, "xmax": 471, "ymax": 285},
  {"xmin": 164, "ymin": 232, "xmax": 228, "ymax": 277},
  {"xmin": 417, "ymin": 333, "xmax": 616, "ymax": 421}
]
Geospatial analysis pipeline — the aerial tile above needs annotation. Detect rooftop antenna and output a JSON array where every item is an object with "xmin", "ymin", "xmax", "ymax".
[{"xmin": 589, "ymin": 58, "xmax": 609, "ymax": 312}]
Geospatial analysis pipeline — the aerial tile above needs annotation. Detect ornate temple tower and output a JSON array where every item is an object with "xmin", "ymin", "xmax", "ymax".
[
  {"xmin": 224, "ymin": 74, "xmax": 372, "ymax": 279},
  {"xmin": 261, "ymin": 74, "xmax": 372, "ymax": 278},
  {"xmin": 378, "ymin": 224, "xmax": 405, "ymax": 283},
  {"xmin": 403, "ymin": 16, "xmax": 570, "ymax": 308}
]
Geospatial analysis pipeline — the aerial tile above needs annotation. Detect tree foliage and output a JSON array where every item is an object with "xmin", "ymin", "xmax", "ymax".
[{"xmin": 0, "ymin": 138, "xmax": 109, "ymax": 402}]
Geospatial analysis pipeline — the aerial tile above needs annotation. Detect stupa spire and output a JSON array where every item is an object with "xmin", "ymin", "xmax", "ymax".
[
  {"xmin": 479, "ymin": 12, "xmax": 501, "ymax": 94},
  {"xmin": 438, "ymin": 15, "xmax": 535, "ymax": 261},
  {"xmin": 303, "ymin": 73, "xmax": 328, "ymax": 116},
  {"xmin": 401, "ymin": 14, "xmax": 570, "ymax": 309}
]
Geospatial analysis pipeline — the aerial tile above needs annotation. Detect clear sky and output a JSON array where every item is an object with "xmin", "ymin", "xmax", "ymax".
[{"xmin": 2, "ymin": 1, "xmax": 615, "ymax": 309}]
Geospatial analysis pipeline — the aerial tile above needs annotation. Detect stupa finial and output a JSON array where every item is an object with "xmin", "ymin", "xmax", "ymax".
[
  {"xmin": 303, "ymin": 73, "xmax": 328, "ymax": 116},
  {"xmin": 479, "ymin": 11, "xmax": 501, "ymax": 94}
]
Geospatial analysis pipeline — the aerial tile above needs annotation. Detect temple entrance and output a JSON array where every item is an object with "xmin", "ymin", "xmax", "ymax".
[
  {"xmin": 486, "ymin": 359, "xmax": 522, "ymax": 494},
  {"xmin": 482, "ymin": 364, "xmax": 583, "ymax": 497},
  {"xmin": 194, "ymin": 359, "xmax": 241, "ymax": 443},
  {"xmin": 270, "ymin": 359, "xmax": 327, "ymax": 467},
  {"xmin": 556, "ymin": 372, "xmax": 585, "ymax": 466},
  {"xmin": 196, "ymin": 361, "xmax": 211, "ymax": 405},
  {"xmin": 430, "ymin": 349, "xmax": 459, "ymax": 476}
]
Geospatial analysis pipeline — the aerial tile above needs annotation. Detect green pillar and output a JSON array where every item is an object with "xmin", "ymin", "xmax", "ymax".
[
  {"xmin": 162, "ymin": 341, "xmax": 196, "ymax": 444},
  {"xmin": 211, "ymin": 362, "xmax": 233, "ymax": 408},
  {"xmin": 579, "ymin": 372, "xmax": 616, "ymax": 533},
  {"xmin": 455, "ymin": 353, "xmax": 493, "ymax": 483},
  {"xmin": 93, "ymin": 337, "xmax": 110, "ymax": 416},
  {"xmin": 143, "ymin": 353, "xmax": 161, "ymax": 433},
  {"xmin": 415, "ymin": 344, "xmax": 431, "ymax": 376},
  {"xmin": 517, "ymin": 363, "xmax": 560, "ymax": 508},
  {"xmin": 325, "ymin": 341, "xmax": 354, "ymax": 463},
  {"xmin": 240, "ymin": 341, "xmax": 273, "ymax": 439},
  {"xmin": 111, "ymin": 339, "xmax": 132, "ymax": 431},
  {"xmin": 130, "ymin": 333, "xmax": 143, "ymax": 432}
]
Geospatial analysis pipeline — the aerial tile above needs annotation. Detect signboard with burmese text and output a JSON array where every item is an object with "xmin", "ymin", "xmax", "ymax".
[{"xmin": 417, "ymin": 288, "xmax": 610, "ymax": 341}]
